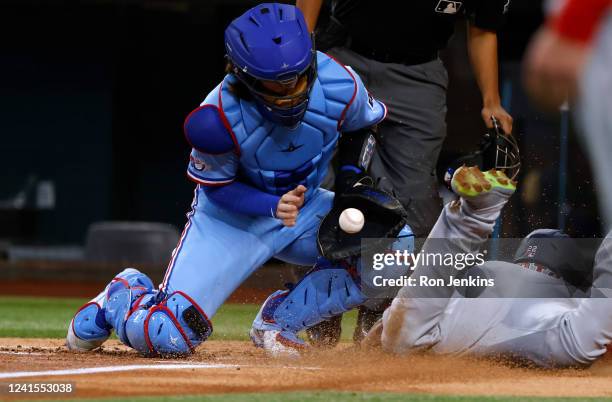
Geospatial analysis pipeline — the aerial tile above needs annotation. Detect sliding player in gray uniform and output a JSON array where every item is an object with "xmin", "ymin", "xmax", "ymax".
[{"xmin": 374, "ymin": 166, "xmax": 612, "ymax": 368}]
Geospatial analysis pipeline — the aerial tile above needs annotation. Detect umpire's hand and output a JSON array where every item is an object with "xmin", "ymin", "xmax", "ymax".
[
  {"xmin": 482, "ymin": 103, "xmax": 513, "ymax": 135},
  {"xmin": 276, "ymin": 185, "xmax": 307, "ymax": 227}
]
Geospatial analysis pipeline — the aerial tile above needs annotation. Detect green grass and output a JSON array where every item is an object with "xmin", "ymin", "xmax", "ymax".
[
  {"xmin": 0, "ymin": 296, "xmax": 357, "ymax": 341},
  {"xmin": 0, "ymin": 296, "xmax": 82, "ymax": 338},
  {"xmin": 19, "ymin": 392, "xmax": 612, "ymax": 402}
]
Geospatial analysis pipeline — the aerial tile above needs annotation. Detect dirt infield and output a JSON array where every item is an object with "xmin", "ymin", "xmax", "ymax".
[{"xmin": 2, "ymin": 339, "xmax": 612, "ymax": 399}]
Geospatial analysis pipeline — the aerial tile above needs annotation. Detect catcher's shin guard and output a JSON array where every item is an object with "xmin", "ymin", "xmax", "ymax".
[
  {"xmin": 250, "ymin": 290, "xmax": 306, "ymax": 358},
  {"xmin": 67, "ymin": 298, "xmax": 111, "ymax": 352},
  {"xmin": 67, "ymin": 267, "xmax": 148, "ymax": 351},
  {"xmin": 251, "ymin": 257, "xmax": 366, "ymax": 356},
  {"xmin": 307, "ymin": 225, "xmax": 414, "ymax": 347},
  {"xmin": 124, "ymin": 291, "xmax": 212, "ymax": 356},
  {"xmin": 68, "ymin": 268, "xmax": 213, "ymax": 357}
]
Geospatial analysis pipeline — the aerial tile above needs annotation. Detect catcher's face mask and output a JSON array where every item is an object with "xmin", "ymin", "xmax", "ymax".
[
  {"xmin": 258, "ymin": 70, "xmax": 312, "ymax": 108},
  {"xmin": 488, "ymin": 116, "xmax": 521, "ymax": 181},
  {"xmin": 231, "ymin": 46, "xmax": 318, "ymax": 128},
  {"xmin": 444, "ymin": 116, "xmax": 521, "ymax": 188}
]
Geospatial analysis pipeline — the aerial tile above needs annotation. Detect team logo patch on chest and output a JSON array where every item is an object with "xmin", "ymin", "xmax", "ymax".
[{"xmin": 435, "ymin": 0, "xmax": 463, "ymax": 14}]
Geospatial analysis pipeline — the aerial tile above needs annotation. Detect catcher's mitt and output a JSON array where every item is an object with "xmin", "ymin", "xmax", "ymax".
[{"xmin": 317, "ymin": 185, "xmax": 408, "ymax": 261}]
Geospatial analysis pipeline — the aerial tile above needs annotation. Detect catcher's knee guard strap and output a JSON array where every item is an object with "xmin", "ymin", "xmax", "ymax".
[
  {"xmin": 125, "ymin": 291, "xmax": 213, "ymax": 356},
  {"xmin": 269, "ymin": 257, "xmax": 366, "ymax": 333},
  {"xmin": 103, "ymin": 271, "xmax": 156, "ymax": 347}
]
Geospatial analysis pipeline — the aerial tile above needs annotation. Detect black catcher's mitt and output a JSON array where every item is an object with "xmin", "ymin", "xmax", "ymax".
[{"xmin": 317, "ymin": 185, "xmax": 408, "ymax": 261}]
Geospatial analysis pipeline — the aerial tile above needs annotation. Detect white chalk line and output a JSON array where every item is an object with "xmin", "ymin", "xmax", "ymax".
[
  {"xmin": 0, "ymin": 363, "xmax": 321, "ymax": 379},
  {"xmin": 0, "ymin": 363, "xmax": 238, "ymax": 379}
]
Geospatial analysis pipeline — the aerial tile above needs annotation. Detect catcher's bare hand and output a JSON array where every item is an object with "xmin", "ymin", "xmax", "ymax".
[{"xmin": 276, "ymin": 185, "xmax": 306, "ymax": 227}]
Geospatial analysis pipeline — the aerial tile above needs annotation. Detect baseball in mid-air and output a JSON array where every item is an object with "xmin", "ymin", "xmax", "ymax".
[{"xmin": 339, "ymin": 208, "xmax": 365, "ymax": 233}]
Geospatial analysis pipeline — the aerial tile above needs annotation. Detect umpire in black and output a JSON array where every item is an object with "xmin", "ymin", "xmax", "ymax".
[{"xmin": 298, "ymin": 0, "xmax": 514, "ymax": 343}]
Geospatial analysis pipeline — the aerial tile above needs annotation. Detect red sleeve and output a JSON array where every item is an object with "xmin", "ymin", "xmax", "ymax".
[{"xmin": 549, "ymin": 0, "xmax": 612, "ymax": 43}]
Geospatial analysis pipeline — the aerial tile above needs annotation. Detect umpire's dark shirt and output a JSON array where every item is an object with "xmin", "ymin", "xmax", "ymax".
[{"xmin": 331, "ymin": 0, "xmax": 509, "ymax": 62}]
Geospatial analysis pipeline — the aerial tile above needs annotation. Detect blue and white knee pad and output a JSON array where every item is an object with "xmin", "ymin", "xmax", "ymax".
[
  {"xmin": 124, "ymin": 290, "xmax": 212, "ymax": 356},
  {"xmin": 69, "ymin": 268, "xmax": 212, "ymax": 356}
]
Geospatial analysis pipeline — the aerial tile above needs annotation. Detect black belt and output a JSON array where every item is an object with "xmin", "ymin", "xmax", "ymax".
[{"xmin": 347, "ymin": 41, "xmax": 438, "ymax": 66}]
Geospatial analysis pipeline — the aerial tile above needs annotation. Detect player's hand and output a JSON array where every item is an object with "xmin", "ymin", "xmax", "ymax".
[
  {"xmin": 481, "ymin": 103, "xmax": 513, "ymax": 135},
  {"xmin": 276, "ymin": 185, "xmax": 307, "ymax": 227}
]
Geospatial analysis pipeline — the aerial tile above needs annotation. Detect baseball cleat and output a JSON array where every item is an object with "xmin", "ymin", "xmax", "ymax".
[
  {"xmin": 249, "ymin": 328, "xmax": 304, "ymax": 358},
  {"xmin": 451, "ymin": 166, "xmax": 516, "ymax": 209},
  {"xmin": 452, "ymin": 166, "xmax": 516, "ymax": 196},
  {"xmin": 250, "ymin": 290, "xmax": 306, "ymax": 358}
]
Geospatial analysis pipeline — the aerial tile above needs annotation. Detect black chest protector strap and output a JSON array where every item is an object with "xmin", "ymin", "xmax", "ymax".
[{"xmin": 335, "ymin": 126, "xmax": 377, "ymax": 195}]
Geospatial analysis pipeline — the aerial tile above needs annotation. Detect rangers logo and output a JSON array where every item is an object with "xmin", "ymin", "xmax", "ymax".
[{"xmin": 435, "ymin": 0, "xmax": 463, "ymax": 14}]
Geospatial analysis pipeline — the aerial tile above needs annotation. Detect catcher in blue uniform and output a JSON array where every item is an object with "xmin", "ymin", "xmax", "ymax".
[{"xmin": 66, "ymin": 3, "xmax": 413, "ymax": 357}]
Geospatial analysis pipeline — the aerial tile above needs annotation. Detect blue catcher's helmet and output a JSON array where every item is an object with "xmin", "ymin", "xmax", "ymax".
[{"xmin": 224, "ymin": 3, "xmax": 317, "ymax": 128}]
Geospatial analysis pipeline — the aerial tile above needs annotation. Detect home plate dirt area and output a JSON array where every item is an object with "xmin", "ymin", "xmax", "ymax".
[{"xmin": 3, "ymin": 339, "xmax": 612, "ymax": 399}]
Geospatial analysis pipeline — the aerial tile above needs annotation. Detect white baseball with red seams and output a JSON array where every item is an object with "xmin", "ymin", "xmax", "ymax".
[{"xmin": 339, "ymin": 208, "xmax": 365, "ymax": 233}]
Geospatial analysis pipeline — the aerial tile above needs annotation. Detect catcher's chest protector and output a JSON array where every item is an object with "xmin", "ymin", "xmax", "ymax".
[{"xmin": 205, "ymin": 52, "xmax": 357, "ymax": 196}]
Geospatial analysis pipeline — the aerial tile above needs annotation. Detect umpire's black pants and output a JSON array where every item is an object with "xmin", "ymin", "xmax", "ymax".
[{"xmin": 328, "ymin": 47, "xmax": 448, "ymax": 238}]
